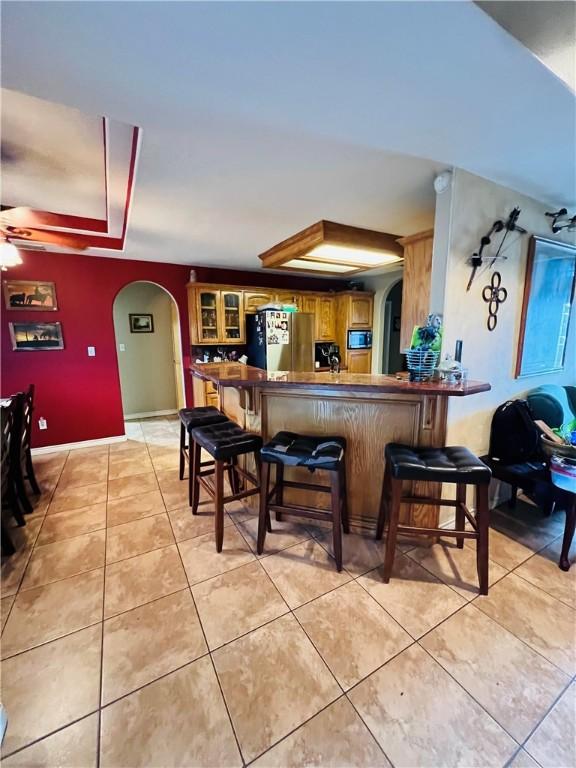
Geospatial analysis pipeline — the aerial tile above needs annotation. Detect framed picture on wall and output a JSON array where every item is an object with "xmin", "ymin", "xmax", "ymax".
[
  {"xmin": 516, "ymin": 236, "xmax": 576, "ymax": 377},
  {"xmin": 3, "ymin": 280, "xmax": 58, "ymax": 310},
  {"xmin": 129, "ymin": 313, "xmax": 154, "ymax": 333},
  {"xmin": 9, "ymin": 321, "xmax": 64, "ymax": 351}
]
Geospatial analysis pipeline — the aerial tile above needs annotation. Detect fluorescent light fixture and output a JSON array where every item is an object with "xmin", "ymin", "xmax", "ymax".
[
  {"xmin": 305, "ymin": 243, "xmax": 402, "ymax": 267},
  {"xmin": 0, "ymin": 242, "xmax": 23, "ymax": 271},
  {"xmin": 282, "ymin": 259, "xmax": 357, "ymax": 273},
  {"xmin": 259, "ymin": 220, "xmax": 404, "ymax": 275}
]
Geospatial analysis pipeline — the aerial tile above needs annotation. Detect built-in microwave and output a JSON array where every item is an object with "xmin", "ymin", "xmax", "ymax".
[{"xmin": 347, "ymin": 330, "xmax": 372, "ymax": 350}]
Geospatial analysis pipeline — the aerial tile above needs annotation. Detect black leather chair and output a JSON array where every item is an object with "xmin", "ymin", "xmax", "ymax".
[
  {"xmin": 257, "ymin": 431, "xmax": 349, "ymax": 571},
  {"xmin": 376, "ymin": 443, "xmax": 492, "ymax": 594}
]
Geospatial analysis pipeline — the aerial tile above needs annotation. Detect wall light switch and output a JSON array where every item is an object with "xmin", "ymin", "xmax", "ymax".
[
  {"xmin": 87, "ymin": 346, "xmax": 96, "ymax": 357},
  {"xmin": 39, "ymin": 417, "xmax": 47, "ymax": 430},
  {"xmin": 119, "ymin": 343, "xmax": 126, "ymax": 352}
]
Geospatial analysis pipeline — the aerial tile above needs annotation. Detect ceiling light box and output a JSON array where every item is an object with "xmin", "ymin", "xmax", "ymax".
[{"xmin": 259, "ymin": 220, "xmax": 404, "ymax": 275}]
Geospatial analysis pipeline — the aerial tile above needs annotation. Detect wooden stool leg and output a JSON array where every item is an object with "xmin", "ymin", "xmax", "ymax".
[
  {"xmin": 190, "ymin": 440, "xmax": 201, "ymax": 513},
  {"xmin": 215, "ymin": 460, "xmax": 225, "ymax": 553},
  {"xmin": 382, "ymin": 475, "xmax": 401, "ymax": 583},
  {"xmin": 476, "ymin": 483, "xmax": 490, "ymax": 595},
  {"xmin": 275, "ymin": 463, "xmax": 284, "ymax": 520},
  {"xmin": 257, "ymin": 461, "xmax": 271, "ymax": 554},
  {"xmin": 375, "ymin": 462, "xmax": 391, "ymax": 541},
  {"xmin": 340, "ymin": 462, "xmax": 349, "ymax": 534},
  {"xmin": 456, "ymin": 483, "xmax": 466, "ymax": 549},
  {"xmin": 179, "ymin": 423, "xmax": 186, "ymax": 481},
  {"xmin": 330, "ymin": 469, "xmax": 343, "ymax": 572},
  {"xmin": 559, "ymin": 497, "xmax": 576, "ymax": 572},
  {"xmin": 14, "ymin": 467, "xmax": 33, "ymax": 514},
  {"xmin": 227, "ymin": 456, "xmax": 240, "ymax": 495}
]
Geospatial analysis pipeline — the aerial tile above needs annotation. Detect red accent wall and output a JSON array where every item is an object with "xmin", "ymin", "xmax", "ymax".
[{"xmin": 1, "ymin": 251, "xmax": 345, "ymax": 448}]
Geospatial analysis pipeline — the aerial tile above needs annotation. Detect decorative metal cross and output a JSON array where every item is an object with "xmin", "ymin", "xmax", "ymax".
[{"xmin": 482, "ymin": 271, "xmax": 507, "ymax": 331}]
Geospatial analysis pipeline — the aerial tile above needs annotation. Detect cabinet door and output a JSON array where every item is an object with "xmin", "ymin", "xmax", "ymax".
[
  {"xmin": 347, "ymin": 349, "xmax": 372, "ymax": 373},
  {"xmin": 349, "ymin": 295, "xmax": 373, "ymax": 328},
  {"xmin": 244, "ymin": 291, "xmax": 273, "ymax": 313},
  {"xmin": 315, "ymin": 296, "xmax": 336, "ymax": 341},
  {"xmin": 301, "ymin": 294, "xmax": 317, "ymax": 314},
  {"xmin": 196, "ymin": 290, "xmax": 220, "ymax": 343},
  {"xmin": 275, "ymin": 292, "xmax": 303, "ymax": 310},
  {"xmin": 220, "ymin": 291, "xmax": 245, "ymax": 342}
]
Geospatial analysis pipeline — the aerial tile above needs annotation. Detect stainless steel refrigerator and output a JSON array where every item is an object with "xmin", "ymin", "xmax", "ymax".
[{"xmin": 246, "ymin": 311, "xmax": 315, "ymax": 371}]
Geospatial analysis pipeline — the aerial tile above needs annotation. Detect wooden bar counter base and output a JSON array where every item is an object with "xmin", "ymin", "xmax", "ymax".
[{"xmin": 191, "ymin": 363, "xmax": 491, "ymax": 533}]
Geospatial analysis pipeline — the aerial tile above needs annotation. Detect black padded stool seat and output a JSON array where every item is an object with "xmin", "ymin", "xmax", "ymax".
[
  {"xmin": 385, "ymin": 444, "xmax": 491, "ymax": 485},
  {"xmin": 192, "ymin": 421, "xmax": 263, "ymax": 461},
  {"xmin": 179, "ymin": 406, "xmax": 228, "ymax": 431},
  {"xmin": 257, "ymin": 430, "xmax": 349, "ymax": 570},
  {"xmin": 261, "ymin": 431, "xmax": 346, "ymax": 471}
]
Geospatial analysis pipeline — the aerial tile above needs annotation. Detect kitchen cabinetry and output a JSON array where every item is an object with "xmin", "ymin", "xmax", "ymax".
[
  {"xmin": 335, "ymin": 291, "xmax": 375, "ymax": 373},
  {"xmin": 244, "ymin": 291, "xmax": 274, "ymax": 313},
  {"xmin": 189, "ymin": 287, "xmax": 245, "ymax": 344},
  {"xmin": 346, "ymin": 349, "xmax": 372, "ymax": 373},
  {"xmin": 315, "ymin": 295, "xmax": 336, "ymax": 341},
  {"xmin": 192, "ymin": 373, "xmax": 219, "ymax": 408},
  {"xmin": 398, "ymin": 229, "xmax": 434, "ymax": 351}
]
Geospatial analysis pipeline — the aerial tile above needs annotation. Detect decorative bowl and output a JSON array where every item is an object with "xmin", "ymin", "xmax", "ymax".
[
  {"xmin": 540, "ymin": 436, "xmax": 576, "ymax": 460},
  {"xmin": 404, "ymin": 349, "xmax": 439, "ymax": 382}
]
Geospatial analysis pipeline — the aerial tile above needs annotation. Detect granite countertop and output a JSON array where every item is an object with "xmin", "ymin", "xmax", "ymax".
[{"xmin": 190, "ymin": 363, "xmax": 491, "ymax": 397}]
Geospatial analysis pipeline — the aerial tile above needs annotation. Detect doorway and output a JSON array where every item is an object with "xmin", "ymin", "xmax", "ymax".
[
  {"xmin": 113, "ymin": 281, "xmax": 185, "ymax": 419},
  {"xmin": 382, "ymin": 279, "xmax": 403, "ymax": 374}
]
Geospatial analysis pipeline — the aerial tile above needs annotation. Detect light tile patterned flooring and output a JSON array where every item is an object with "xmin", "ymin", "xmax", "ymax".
[{"xmin": 1, "ymin": 416, "xmax": 575, "ymax": 767}]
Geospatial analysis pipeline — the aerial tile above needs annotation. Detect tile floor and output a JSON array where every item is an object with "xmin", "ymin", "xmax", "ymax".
[{"xmin": 1, "ymin": 416, "xmax": 575, "ymax": 767}]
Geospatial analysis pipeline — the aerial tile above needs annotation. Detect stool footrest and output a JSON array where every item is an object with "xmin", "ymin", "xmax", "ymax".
[
  {"xmin": 198, "ymin": 474, "xmax": 259, "ymax": 504},
  {"xmin": 280, "ymin": 480, "xmax": 332, "ymax": 494},
  {"xmin": 401, "ymin": 496, "xmax": 464, "ymax": 508},
  {"xmin": 396, "ymin": 524, "xmax": 478, "ymax": 540},
  {"xmin": 268, "ymin": 503, "xmax": 334, "ymax": 523}
]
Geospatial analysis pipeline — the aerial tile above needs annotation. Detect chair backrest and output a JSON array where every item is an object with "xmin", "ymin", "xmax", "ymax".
[
  {"xmin": 20, "ymin": 384, "xmax": 35, "ymax": 455},
  {"xmin": 1, "ymin": 398, "xmax": 17, "ymax": 493}
]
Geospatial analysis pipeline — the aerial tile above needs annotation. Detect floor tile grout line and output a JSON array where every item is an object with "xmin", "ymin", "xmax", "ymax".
[
  {"xmin": 343, "ymin": 689, "xmax": 398, "ymax": 768},
  {"xmin": 96, "ymin": 445, "xmax": 111, "ymax": 768},
  {"xmin": 162, "ymin": 463, "xmax": 247, "ymax": 768},
  {"xmin": 518, "ymin": 676, "xmax": 574, "ymax": 750},
  {"xmin": 0, "ymin": 710, "xmax": 101, "ymax": 761}
]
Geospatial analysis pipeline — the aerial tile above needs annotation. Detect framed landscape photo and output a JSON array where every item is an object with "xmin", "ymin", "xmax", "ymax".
[
  {"xmin": 129, "ymin": 313, "xmax": 154, "ymax": 333},
  {"xmin": 516, "ymin": 236, "xmax": 576, "ymax": 377},
  {"xmin": 3, "ymin": 280, "xmax": 58, "ymax": 310},
  {"xmin": 9, "ymin": 321, "xmax": 64, "ymax": 351}
]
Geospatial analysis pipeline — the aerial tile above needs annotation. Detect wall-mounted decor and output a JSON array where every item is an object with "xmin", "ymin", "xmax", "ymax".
[
  {"xmin": 129, "ymin": 313, "xmax": 154, "ymax": 333},
  {"xmin": 545, "ymin": 208, "xmax": 576, "ymax": 234},
  {"xmin": 482, "ymin": 271, "xmax": 507, "ymax": 331},
  {"xmin": 9, "ymin": 321, "xmax": 64, "ymax": 351},
  {"xmin": 466, "ymin": 207, "xmax": 526, "ymax": 292},
  {"xmin": 3, "ymin": 280, "xmax": 58, "ymax": 310},
  {"xmin": 516, "ymin": 236, "xmax": 576, "ymax": 377}
]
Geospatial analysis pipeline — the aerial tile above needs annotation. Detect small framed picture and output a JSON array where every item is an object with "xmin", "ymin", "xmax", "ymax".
[
  {"xmin": 129, "ymin": 313, "xmax": 154, "ymax": 333},
  {"xmin": 9, "ymin": 321, "xmax": 64, "ymax": 351},
  {"xmin": 3, "ymin": 280, "xmax": 58, "ymax": 310}
]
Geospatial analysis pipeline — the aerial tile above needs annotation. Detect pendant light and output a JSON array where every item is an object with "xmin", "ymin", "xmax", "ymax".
[{"xmin": 0, "ymin": 240, "xmax": 23, "ymax": 271}]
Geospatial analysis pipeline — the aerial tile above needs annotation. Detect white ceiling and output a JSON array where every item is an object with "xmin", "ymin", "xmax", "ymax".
[{"xmin": 1, "ymin": 1, "xmax": 575, "ymax": 271}]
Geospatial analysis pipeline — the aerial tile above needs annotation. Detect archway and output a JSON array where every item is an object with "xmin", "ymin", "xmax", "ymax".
[
  {"xmin": 112, "ymin": 281, "xmax": 185, "ymax": 420},
  {"xmin": 381, "ymin": 279, "xmax": 403, "ymax": 374}
]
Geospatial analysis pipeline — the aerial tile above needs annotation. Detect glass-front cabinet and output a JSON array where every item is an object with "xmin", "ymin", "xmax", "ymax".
[
  {"xmin": 220, "ymin": 291, "xmax": 244, "ymax": 342},
  {"xmin": 197, "ymin": 290, "xmax": 219, "ymax": 342}
]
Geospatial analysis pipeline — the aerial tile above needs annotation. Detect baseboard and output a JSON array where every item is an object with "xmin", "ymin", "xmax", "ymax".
[
  {"xmin": 124, "ymin": 409, "xmax": 178, "ymax": 420},
  {"xmin": 31, "ymin": 435, "xmax": 128, "ymax": 455}
]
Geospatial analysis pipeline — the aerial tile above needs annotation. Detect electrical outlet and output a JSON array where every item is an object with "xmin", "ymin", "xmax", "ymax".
[
  {"xmin": 119, "ymin": 343, "xmax": 126, "ymax": 352},
  {"xmin": 87, "ymin": 346, "xmax": 96, "ymax": 357},
  {"xmin": 38, "ymin": 417, "xmax": 47, "ymax": 430}
]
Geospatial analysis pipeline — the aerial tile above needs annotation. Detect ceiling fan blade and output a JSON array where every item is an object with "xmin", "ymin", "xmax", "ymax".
[{"xmin": 3, "ymin": 225, "xmax": 88, "ymax": 250}]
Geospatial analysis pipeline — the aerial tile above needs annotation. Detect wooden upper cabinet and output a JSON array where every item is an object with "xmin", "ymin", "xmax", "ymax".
[
  {"xmin": 315, "ymin": 295, "xmax": 336, "ymax": 341},
  {"xmin": 398, "ymin": 229, "xmax": 434, "ymax": 350},
  {"xmin": 195, "ymin": 289, "xmax": 220, "ymax": 343},
  {"xmin": 301, "ymin": 294, "xmax": 317, "ymax": 314},
  {"xmin": 275, "ymin": 291, "xmax": 303, "ymax": 310},
  {"xmin": 244, "ymin": 291, "xmax": 274, "ymax": 313},
  {"xmin": 220, "ymin": 291, "xmax": 245, "ymax": 343},
  {"xmin": 349, "ymin": 294, "xmax": 373, "ymax": 328}
]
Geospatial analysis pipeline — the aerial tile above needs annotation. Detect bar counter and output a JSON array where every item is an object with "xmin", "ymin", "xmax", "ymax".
[{"xmin": 190, "ymin": 363, "xmax": 491, "ymax": 532}]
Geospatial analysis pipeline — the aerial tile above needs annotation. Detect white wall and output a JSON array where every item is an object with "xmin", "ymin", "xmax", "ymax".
[
  {"xmin": 433, "ymin": 169, "xmax": 576, "ymax": 456},
  {"xmin": 363, "ymin": 268, "xmax": 404, "ymax": 373},
  {"xmin": 113, "ymin": 282, "xmax": 178, "ymax": 417}
]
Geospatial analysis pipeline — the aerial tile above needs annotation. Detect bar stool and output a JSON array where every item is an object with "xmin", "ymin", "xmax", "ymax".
[
  {"xmin": 375, "ymin": 443, "xmax": 492, "ymax": 594},
  {"xmin": 257, "ymin": 431, "xmax": 349, "ymax": 571},
  {"xmin": 178, "ymin": 407, "xmax": 229, "ymax": 505},
  {"xmin": 190, "ymin": 421, "xmax": 263, "ymax": 552}
]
